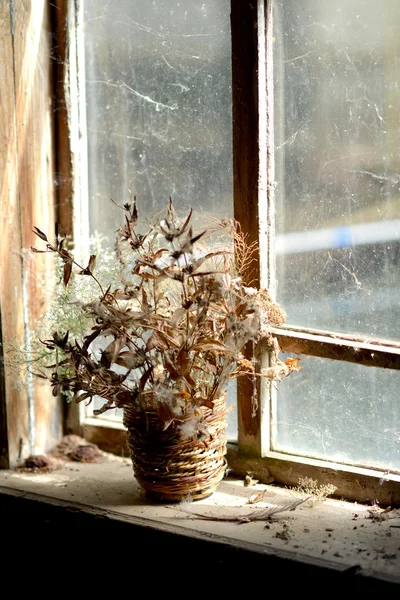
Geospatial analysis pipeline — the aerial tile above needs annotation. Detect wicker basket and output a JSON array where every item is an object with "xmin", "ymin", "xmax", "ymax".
[{"xmin": 123, "ymin": 395, "xmax": 228, "ymax": 502}]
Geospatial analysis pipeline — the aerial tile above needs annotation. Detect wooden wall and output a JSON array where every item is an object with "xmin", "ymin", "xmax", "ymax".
[{"xmin": 0, "ymin": 0, "xmax": 61, "ymax": 467}]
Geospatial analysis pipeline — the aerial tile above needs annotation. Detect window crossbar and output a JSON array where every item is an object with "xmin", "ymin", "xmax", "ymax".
[{"xmin": 270, "ymin": 326, "xmax": 400, "ymax": 370}]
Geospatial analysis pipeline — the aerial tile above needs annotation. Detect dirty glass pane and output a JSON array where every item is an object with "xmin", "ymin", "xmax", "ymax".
[
  {"xmin": 274, "ymin": 0, "xmax": 400, "ymax": 341},
  {"xmin": 82, "ymin": 1, "xmax": 236, "ymax": 438},
  {"xmin": 83, "ymin": 0, "xmax": 233, "ymax": 231},
  {"xmin": 274, "ymin": 356, "xmax": 400, "ymax": 471}
]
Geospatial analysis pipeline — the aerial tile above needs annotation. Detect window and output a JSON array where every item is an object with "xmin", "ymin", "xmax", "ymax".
[
  {"xmin": 270, "ymin": 1, "xmax": 400, "ymax": 492},
  {"xmin": 68, "ymin": 0, "xmax": 400, "ymax": 502},
  {"xmin": 2, "ymin": 0, "xmax": 400, "ymax": 504}
]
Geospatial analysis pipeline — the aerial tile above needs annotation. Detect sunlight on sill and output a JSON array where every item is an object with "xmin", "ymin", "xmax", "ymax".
[{"xmin": 1, "ymin": 459, "xmax": 400, "ymax": 584}]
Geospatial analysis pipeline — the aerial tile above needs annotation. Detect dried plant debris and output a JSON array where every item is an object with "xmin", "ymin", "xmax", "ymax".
[
  {"xmin": 244, "ymin": 473, "xmax": 259, "ymax": 487},
  {"xmin": 274, "ymin": 527, "xmax": 292, "ymax": 541},
  {"xmin": 247, "ymin": 490, "xmax": 266, "ymax": 504},
  {"xmin": 292, "ymin": 477, "xmax": 337, "ymax": 507},
  {"xmin": 175, "ymin": 496, "xmax": 310, "ymax": 523},
  {"xmin": 14, "ymin": 435, "xmax": 110, "ymax": 473},
  {"xmin": 27, "ymin": 199, "xmax": 299, "ymax": 439},
  {"xmin": 15, "ymin": 454, "xmax": 58, "ymax": 473},
  {"xmin": 68, "ymin": 444, "xmax": 102, "ymax": 463},
  {"xmin": 50, "ymin": 435, "xmax": 107, "ymax": 463},
  {"xmin": 367, "ymin": 505, "xmax": 400, "ymax": 522}
]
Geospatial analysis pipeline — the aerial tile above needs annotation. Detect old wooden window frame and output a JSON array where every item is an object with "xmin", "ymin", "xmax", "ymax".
[
  {"xmin": 51, "ymin": 0, "xmax": 400, "ymax": 503},
  {"xmin": 0, "ymin": 0, "xmax": 62, "ymax": 468},
  {"xmin": 228, "ymin": 1, "xmax": 400, "ymax": 505}
]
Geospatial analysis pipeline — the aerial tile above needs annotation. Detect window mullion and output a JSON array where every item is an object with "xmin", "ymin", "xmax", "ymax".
[{"xmin": 231, "ymin": 1, "xmax": 273, "ymax": 455}]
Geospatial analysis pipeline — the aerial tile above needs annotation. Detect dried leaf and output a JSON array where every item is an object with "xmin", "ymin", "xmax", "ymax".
[
  {"xmin": 284, "ymin": 357, "xmax": 302, "ymax": 371},
  {"xmin": 142, "ymin": 288, "xmax": 151, "ymax": 312},
  {"xmin": 88, "ymin": 254, "xmax": 97, "ymax": 273},
  {"xmin": 132, "ymin": 201, "xmax": 138, "ymax": 224},
  {"xmin": 101, "ymin": 285, "xmax": 112, "ymax": 302},
  {"xmin": 189, "ymin": 230, "xmax": 206, "ymax": 246},
  {"xmin": 63, "ymin": 261, "xmax": 72, "ymax": 286},
  {"xmin": 146, "ymin": 327, "xmax": 181, "ymax": 350},
  {"xmin": 171, "ymin": 307, "xmax": 186, "ymax": 328},
  {"xmin": 244, "ymin": 474, "xmax": 259, "ymax": 487},
  {"xmin": 139, "ymin": 366, "xmax": 152, "ymax": 390},
  {"xmin": 153, "ymin": 248, "xmax": 169, "ymax": 260},
  {"xmin": 167, "ymin": 196, "xmax": 174, "ymax": 221},
  {"xmin": 103, "ymin": 336, "xmax": 126, "ymax": 365},
  {"xmin": 146, "ymin": 331, "xmax": 169, "ymax": 352},
  {"xmin": 93, "ymin": 401, "xmax": 116, "ymax": 416},
  {"xmin": 192, "ymin": 339, "xmax": 229, "ymax": 353},
  {"xmin": 176, "ymin": 347, "xmax": 189, "ymax": 373},
  {"xmin": 31, "ymin": 247, "xmax": 47, "ymax": 253},
  {"xmin": 115, "ymin": 351, "xmax": 146, "ymax": 370},
  {"xmin": 82, "ymin": 326, "xmax": 103, "ymax": 350},
  {"xmin": 189, "ymin": 270, "xmax": 222, "ymax": 279},
  {"xmin": 59, "ymin": 248, "xmax": 73, "ymax": 261},
  {"xmin": 179, "ymin": 228, "xmax": 206, "ymax": 255},
  {"xmin": 138, "ymin": 271, "xmax": 157, "ymax": 281},
  {"xmin": 247, "ymin": 491, "xmax": 265, "ymax": 504},
  {"xmin": 30, "ymin": 371, "xmax": 48, "ymax": 380},
  {"xmin": 178, "ymin": 208, "xmax": 192, "ymax": 237},
  {"xmin": 163, "ymin": 354, "xmax": 180, "ymax": 380},
  {"xmin": 192, "ymin": 396, "xmax": 215, "ymax": 409},
  {"xmin": 183, "ymin": 372, "xmax": 196, "ymax": 389},
  {"xmin": 185, "ymin": 251, "xmax": 229, "ymax": 273},
  {"xmin": 32, "ymin": 226, "xmax": 48, "ymax": 241},
  {"xmin": 44, "ymin": 330, "xmax": 69, "ymax": 350},
  {"xmin": 73, "ymin": 391, "xmax": 93, "ymax": 404}
]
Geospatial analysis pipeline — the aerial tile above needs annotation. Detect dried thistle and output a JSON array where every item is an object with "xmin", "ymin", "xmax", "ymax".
[{"xmin": 30, "ymin": 200, "xmax": 298, "ymax": 437}]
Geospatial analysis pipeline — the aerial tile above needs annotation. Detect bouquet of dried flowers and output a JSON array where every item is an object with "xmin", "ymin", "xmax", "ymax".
[{"xmin": 31, "ymin": 200, "xmax": 296, "ymax": 500}]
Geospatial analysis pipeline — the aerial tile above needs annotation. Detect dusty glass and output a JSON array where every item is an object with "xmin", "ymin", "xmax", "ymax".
[
  {"xmin": 274, "ymin": 355, "xmax": 400, "ymax": 471},
  {"xmin": 274, "ymin": 0, "xmax": 400, "ymax": 341},
  {"xmin": 83, "ymin": 0, "xmax": 233, "ymax": 232},
  {"xmin": 82, "ymin": 1, "xmax": 236, "ymax": 437},
  {"xmin": 273, "ymin": 1, "xmax": 400, "ymax": 470}
]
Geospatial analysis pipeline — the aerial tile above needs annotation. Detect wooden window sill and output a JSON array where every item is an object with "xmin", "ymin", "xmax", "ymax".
[{"xmin": 0, "ymin": 460, "xmax": 399, "ymax": 589}]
